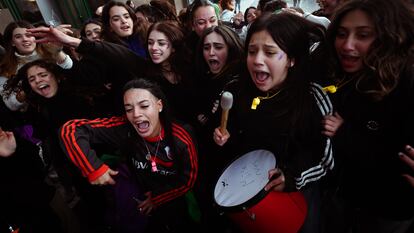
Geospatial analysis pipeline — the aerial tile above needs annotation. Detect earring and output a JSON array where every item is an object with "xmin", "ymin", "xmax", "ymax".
[{"xmin": 159, "ymin": 109, "xmax": 162, "ymax": 112}]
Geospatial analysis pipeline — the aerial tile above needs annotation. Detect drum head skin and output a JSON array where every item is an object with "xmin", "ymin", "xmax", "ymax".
[{"xmin": 214, "ymin": 149, "xmax": 276, "ymax": 208}]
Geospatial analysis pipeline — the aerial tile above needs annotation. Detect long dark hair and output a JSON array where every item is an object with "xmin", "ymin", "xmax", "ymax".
[
  {"xmin": 196, "ymin": 25, "xmax": 244, "ymax": 77},
  {"xmin": 246, "ymin": 13, "xmax": 324, "ymax": 92},
  {"xmin": 101, "ymin": 1, "xmax": 148, "ymax": 46},
  {"xmin": 3, "ymin": 59, "xmax": 65, "ymax": 105},
  {"xmin": 0, "ymin": 21, "xmax": 53, "ymax": 77},
  {"xmin": 327, "ymin": 0, "xmax": 414, "ymax": 101},
  {"xmin": 80, "ymin": 18, "xmax": 103, "ymax": 38},
  {"xmin": 146, "ymin": 21, "xmax": 188, "ymax": 81},
  {"xmin": 245, "ymin": 13, "xmax": 325, "ymax": 135},
  {"xmin": 244, "ymin": 7, "xmax": 256, "ymax": 23},
  {"xmin": 4, "ymin": 59, "xmax": 104, "ymax": 108}
]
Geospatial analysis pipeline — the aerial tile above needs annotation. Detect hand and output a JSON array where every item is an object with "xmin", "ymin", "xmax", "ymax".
[
  {"xmin": 264, "ymin": 168, "xmax": 285, "ymax": 192},
  {"xmin": 197, "ymin": 114, "xmax": 208, "ymax": 125},
  {"xmin": 16, "ymin": 90, "xmax": 26, "ymax": 103},
  {"xmin": 43, "ymin": 24, "xmax": 73, "ymax": 54},
  {"xmin": 91, "ymin": 168, "xmax": 118, "ymax": 186},
  {"xmin": 399, "ymin": 145, "xmax": 414, "ymax": 187},
  {"xmin": 138, "ymin": 192, "xmax": 154, "ymax": 215},
  {"xmin": 213, "ymin": 127, "xmax": 230, "ymax": 146},
  {"xmin": 104, "ymin": 83, "xmax": 113, "ymax": 90},
  {"xmin": 55, "ymin": 24, "xmax": 74, "ymax": 35},
  {"xmin": 27, "ymin": 26, "xmax": 81, "ymax": 48},
  {"xmin": 281, "ymin": 8, "xmax": 304, "ymax": 17},
  {"xmin": 233, "ymin": 12, "xmax": 244, "ymax": 25},
  {"xmin": 322, "ymin": 112, "xmax": 344, "ymax": 137},
  {"xmin": 43, "ymin": 42, "xmax": 64, "ymax": 56},
  {"xmin": 0, "ymin": 128, "xmax": 16, "ymax": 157}
]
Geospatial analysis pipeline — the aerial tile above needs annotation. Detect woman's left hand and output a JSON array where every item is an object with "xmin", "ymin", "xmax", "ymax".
[
  {"xmin": 138, "ymin": 192, "xmax": 155, "ymax": 216},
  {"xmin": 27, "ymin": 25, "xmax": 81, "ymax": 48},
  {"xmin": 399, "ymin": 145, "xmax": 414, "ymax": 187},
  {"xmin": 322, "ymin": 112, "xmax": 344, "ymax": 137},
  {"xmin": 264, "ymin": 168, "xmax": 285, "ymax": 192}
]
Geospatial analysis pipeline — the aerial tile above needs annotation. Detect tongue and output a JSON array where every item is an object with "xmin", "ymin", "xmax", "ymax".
[
  {"xmin": 210, "ymin": 61, "xmax": 220, "ymax": 70},
  {"xmin": 40, "ymin": 86, "xmax": 50, "ymax": 95},
  {"xmin": 256, "ymin": 72, "xmax": 269, "ymax": 81},
  {"xmin": 138, "ymin": 122, "xmax": 149, "ymax": 129}
]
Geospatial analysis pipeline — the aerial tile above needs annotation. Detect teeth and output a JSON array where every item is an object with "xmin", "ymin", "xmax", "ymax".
[{"xmin": 38, "ymin": 84, "xmax": 48, "ymax": 89}]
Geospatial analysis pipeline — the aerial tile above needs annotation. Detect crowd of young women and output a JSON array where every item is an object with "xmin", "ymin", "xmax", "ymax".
[{"xmin": 1, "ymin": 0, "xmax": 414, "ymax": 233}]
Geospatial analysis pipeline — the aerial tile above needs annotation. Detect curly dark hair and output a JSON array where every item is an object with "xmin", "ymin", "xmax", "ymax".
[
  {"xmin": 326, "ymin": 0, "xmax": 414, "ymax": 100},
  {"xmin": 3, "ymin": 59, "xmax": 65, "ymax": 105}
]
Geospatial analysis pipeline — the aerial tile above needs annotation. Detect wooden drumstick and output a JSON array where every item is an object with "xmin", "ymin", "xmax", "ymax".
[{"xmin": 220, "ymin": 91, "xmax": 233, "ymax": 134}]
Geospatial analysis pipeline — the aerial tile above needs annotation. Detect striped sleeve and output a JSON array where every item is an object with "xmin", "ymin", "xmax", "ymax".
[
  {"xmin": 294, "ymin": 83, "xmax": 335, "ymax": 190},
  {"xmin": 59, "ymin": 116, "xmax": 128, "ymax": 182},
  {"xmin": 151, "ymin": 123, "xmax": 198, "ymax": 206}
]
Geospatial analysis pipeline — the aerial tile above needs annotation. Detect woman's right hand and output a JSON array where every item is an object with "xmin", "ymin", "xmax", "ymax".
[
  {"xmin": 264, "ymin": 168, "xmax": 285, "ymax": 192},
  {"xmin": 138, "ymin": 192, "xmax": 154, "ymax": 216},
  {"xmin": 91, "ymin": 168, "xmax": 118, "ymax": 186},
  {"xmin": 0, "ymin": 128, "xmax": 16, "ymax": 157},
  {"xmin": 213, "ymin": 127, "xmax": 230, "ymax": 146},
  {"xmin": 16, "ymin": 90, "xmax": 26, "ymax": 103},
  {"xmin": 27, "ymin": 25, "xmax": 82, "ymax": 48}
]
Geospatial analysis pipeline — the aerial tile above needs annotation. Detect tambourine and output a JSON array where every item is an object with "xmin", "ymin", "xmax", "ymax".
[{"xmin": 214, "ymin": 149, "xmax": 307, "ymax": 233}]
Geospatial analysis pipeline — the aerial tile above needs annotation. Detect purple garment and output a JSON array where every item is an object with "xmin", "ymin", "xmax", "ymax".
[
  {"xmin": 14, "ymin": 125, "xmax": 41, "ymax": 145},
  {"xmin": 125, "ymin": 36, "xmax": 147, "ymax": 58},
  {"xmin": 105, "ymin": 163, "xmax": 148, "ymax": 233}
]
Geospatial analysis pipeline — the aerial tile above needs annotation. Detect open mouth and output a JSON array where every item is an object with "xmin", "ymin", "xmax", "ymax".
[
  {"xmin": 339, "ymin": 54, "xmax": 360, "ymax": 69},
  {"xmin": 341, "ymin": 54, "xmax": 359, "ymax": 61},
  {"xmin": 121, "ymin": 25, "xmax": 130, "ymax": 31},
  {"xmin": 254, "ymin": 71, "xmax": 270, "ymax": 83},
  {"xmin": 137, "ymin": 121, "xmax": 149, "ymax": 129},
  {"xmin": 37, "ymin": 84, "xmax": 51, "ymax": 96},
  {"xmin": 208, "ymin": 59, "xmax": 221, "ymax": 72},
  {"xmin": 134, "ymin": 120, "xmax": 150, "ymax": 135}
]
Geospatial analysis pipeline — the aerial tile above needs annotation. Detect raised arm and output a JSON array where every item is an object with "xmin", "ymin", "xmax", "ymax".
[{"xmin": 28, "ymin": 25, "xmax": 82, "ymax": 48}]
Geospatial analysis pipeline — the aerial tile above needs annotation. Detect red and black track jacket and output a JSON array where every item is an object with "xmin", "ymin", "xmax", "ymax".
[{"xmin": 59, "ymin": 116, "xmax": 198, "ymax": 207}]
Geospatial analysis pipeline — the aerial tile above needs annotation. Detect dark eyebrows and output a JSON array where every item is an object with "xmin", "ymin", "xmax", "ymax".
[
  {"xmin": 264, "ymin": 44, "xmax": 278, "ymax": 49},
  {"xmin": 124, "ymin": 99, "xmax": 149, "ymax": 107},
  {"xmin": 338, "ymin": 25, "xmax": 373, "ymax": 30}
]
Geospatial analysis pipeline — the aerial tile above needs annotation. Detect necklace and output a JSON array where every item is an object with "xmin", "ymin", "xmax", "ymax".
[
  {"xmin": 251, "ymin": 89, "xmax": 282, "ymax": 110},
  {"xmin": 142, "ymin": 134, "xmax": 162, "ymax": 172},
  {"xmin": 323, "ymin": 76, "xmax": 356, "ymax": 94}
]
